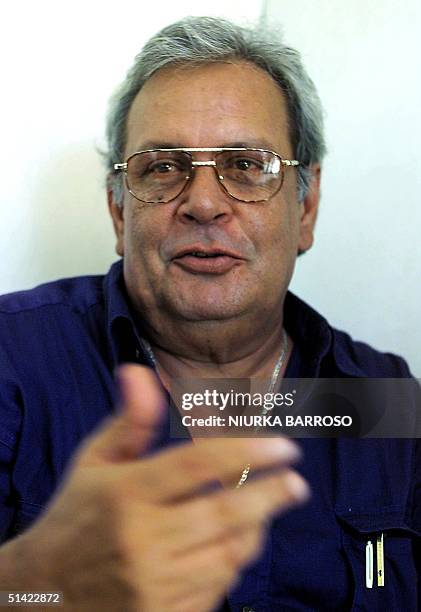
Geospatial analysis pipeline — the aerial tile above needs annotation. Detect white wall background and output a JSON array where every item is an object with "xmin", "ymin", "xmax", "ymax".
[
  {"xmin": 0, "ymin": 0, "xmax": 262, "ymax": 290},
  {"xmin": 0, "ymin": 0, "xmax": 419, "ymax": 374},
  {"xmin": 264, "ymin": 0, "xmax": 421, "ymax": 375}
]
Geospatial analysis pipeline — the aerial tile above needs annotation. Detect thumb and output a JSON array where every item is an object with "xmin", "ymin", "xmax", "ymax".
[{"xmin": 77, "ymin": 364, "xmax": 166, "ymax": 467}]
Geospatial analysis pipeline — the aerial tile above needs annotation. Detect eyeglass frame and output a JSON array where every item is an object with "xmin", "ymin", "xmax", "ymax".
[{"xmin": 113, "ymin": 147, "xmax": 300, "ymax": 204}]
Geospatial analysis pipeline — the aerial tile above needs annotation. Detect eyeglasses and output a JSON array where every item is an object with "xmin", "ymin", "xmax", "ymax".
[{"xmin": 113, "ymin": 147, "xmax": 300, "ymax": 204}]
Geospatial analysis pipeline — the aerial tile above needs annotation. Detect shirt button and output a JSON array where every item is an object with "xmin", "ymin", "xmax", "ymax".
[{"xmin": 242, "ymin": 607, "xmax": 256, "ymax": 612}]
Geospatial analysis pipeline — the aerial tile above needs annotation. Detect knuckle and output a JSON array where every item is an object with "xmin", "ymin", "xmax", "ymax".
[
  {"xmin": 212, "ymin": 492, "xmax": 236, "ymax": 526},
  {"xmin": 220, "ymin": 527, "xmax": 264, "ymax": 573},
  {"xmin": 221, "ymin": 536, "xmax": 246, "ymax": 569},
  {"xmin": 279, "ymin": 470, "xmax": 309, "ymax": 504},
  {"xmin": 175, "ymin": 447, "xmax": 214, "ymax": 480}
]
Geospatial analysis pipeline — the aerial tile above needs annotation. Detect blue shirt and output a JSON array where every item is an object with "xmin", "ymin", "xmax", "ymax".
[{"xmin": 0, "ymin": 260, "xmax": 420, "ymax": 611}]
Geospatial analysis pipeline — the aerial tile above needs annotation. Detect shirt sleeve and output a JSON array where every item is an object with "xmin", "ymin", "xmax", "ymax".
[
  {"xmin": 0, "ymin": 380, "xmax": 22, "ymax": 542},
  {"xmin": 406, "ymin": 380, "xmax": 421, "ymax": 599},
  {"xmin": 412, "ymin": 438, "xmax": 421, "ymax": 599}
]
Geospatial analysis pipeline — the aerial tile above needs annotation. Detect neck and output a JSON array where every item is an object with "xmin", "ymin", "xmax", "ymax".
[{"xmin": 138, "ymin": 311, "xmax": 293, "ymax": 384}]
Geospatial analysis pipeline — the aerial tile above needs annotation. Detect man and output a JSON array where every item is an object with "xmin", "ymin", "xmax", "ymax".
[{"xmin": 0, "ymin": 16, "xmax": 419, "ymax": 612}]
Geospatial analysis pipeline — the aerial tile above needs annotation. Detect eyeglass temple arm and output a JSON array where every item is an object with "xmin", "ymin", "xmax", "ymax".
[{"xmin": 114, "ymin": 163, "xmax": 128, "ymax": 172}]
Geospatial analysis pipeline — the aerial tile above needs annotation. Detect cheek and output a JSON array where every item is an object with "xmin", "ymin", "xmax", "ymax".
[
  {"xmin": 124, "ymin": 204, "xmax": 158, "ymax": 258},
  {"xmin": 253, "ymin": 200, "xmax": 300, "ymax": 259},
  {"xmin": 122, "ymin": 206, "xmax": 170, "ymax": 307}
]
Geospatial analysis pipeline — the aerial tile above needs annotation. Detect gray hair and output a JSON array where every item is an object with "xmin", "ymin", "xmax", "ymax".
[{"xmin": 105, "ymin": 16, "xmax": 326, "ymax": 205}]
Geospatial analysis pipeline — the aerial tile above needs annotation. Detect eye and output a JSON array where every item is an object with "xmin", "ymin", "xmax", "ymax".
[
  {"xmin": 232, "ymin": 157, "xmax": 262, "ymax": 171},
  {"xmin": 222, "ymin": 154, "xmax": 265, "ymax": 174},
  {"xmin": 148, "ymin": 160, "xmax": 183, "ymax": 174},
  {"xmin": 236, "ymin": 159, "xmax": 251, "ymax": 171}
]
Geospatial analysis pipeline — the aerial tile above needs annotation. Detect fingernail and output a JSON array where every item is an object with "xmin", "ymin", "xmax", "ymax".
[{"xmin": 259, "ymin": 438, "xmax": 302, "ymax": 462}]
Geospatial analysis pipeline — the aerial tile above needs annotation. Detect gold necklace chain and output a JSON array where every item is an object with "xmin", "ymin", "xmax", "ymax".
[
  {"xmin": 139, "ymin": 330, "xmax": 288, "ymax": 488},
  {"xmin": 236, "ymin": 329, "xmax": 288, "ymax": 487}
]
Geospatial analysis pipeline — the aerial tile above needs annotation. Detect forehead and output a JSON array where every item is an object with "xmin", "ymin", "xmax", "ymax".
[{"xmin": 125, "ymin": 61, "xmax": 293, "ymax": 155}]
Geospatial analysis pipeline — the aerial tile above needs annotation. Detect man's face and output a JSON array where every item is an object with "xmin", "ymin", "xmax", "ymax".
[{"xmin": 109, "ymin": 62, "xmax": 319, "ymax": 324}]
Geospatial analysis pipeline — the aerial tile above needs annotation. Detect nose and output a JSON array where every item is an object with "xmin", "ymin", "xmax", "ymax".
[{"xmin": 176, "ymin": 164, "xmax": 234, "ymax": 225}]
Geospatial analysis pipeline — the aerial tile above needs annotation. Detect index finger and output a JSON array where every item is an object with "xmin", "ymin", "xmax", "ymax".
[{"xmin": 130, "ymin": 436, "xmax": 302, "ymax": 502}]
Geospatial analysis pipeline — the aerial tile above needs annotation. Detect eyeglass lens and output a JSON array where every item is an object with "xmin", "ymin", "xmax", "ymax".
[{"xmin": 126, "ymin": 150, "xmax": 284, "ymax": 203}]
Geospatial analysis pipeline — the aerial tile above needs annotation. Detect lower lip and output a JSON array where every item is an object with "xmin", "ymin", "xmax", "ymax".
[{"xmin": 172, "ymin": 255, "xmax": 242, "ymax": 274}]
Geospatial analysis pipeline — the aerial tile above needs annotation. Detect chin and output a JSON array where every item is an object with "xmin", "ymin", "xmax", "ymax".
[{"xmin": 162, "ymin": 294, "xmax": 251, "ymax": 323}]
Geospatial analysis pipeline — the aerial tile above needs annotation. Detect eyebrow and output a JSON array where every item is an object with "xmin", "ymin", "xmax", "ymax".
[
  {"xmin": 133, "ymin": 141, "xmax": 185, "ymax": 151},
  {"xmin": 223, "ymin": 140, "xmax": 279, "ymax": 151}
]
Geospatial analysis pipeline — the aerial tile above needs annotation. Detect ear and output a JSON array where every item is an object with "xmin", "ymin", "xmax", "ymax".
[
  {"xmin": 298, "ymin": 164, "xmax": 321, "ymax": 254},
  {"xmin": 107, "ymin": 182, "xmax": 125, "ymax": 257}
]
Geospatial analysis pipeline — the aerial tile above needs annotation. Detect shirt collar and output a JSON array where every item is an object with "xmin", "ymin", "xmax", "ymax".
[
  {"xmin": 102, "ymin": 260, "xmax": 148, "ymax": 368},
  {"xmin": 283, "ymin": 292, "xmax": 367, "ymax": 377},
  {"xmin": 283, "ymin": 292, "xmax": 332, "ymax": 376},
  {"xmin": 102, "ymin": 260, "xmax": 364, "ymax": 377}
]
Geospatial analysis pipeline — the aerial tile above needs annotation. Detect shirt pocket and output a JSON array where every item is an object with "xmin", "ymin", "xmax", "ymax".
[{"xmin": 335, "ymin": 510, "xmax": 420, "ymax": 611}]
